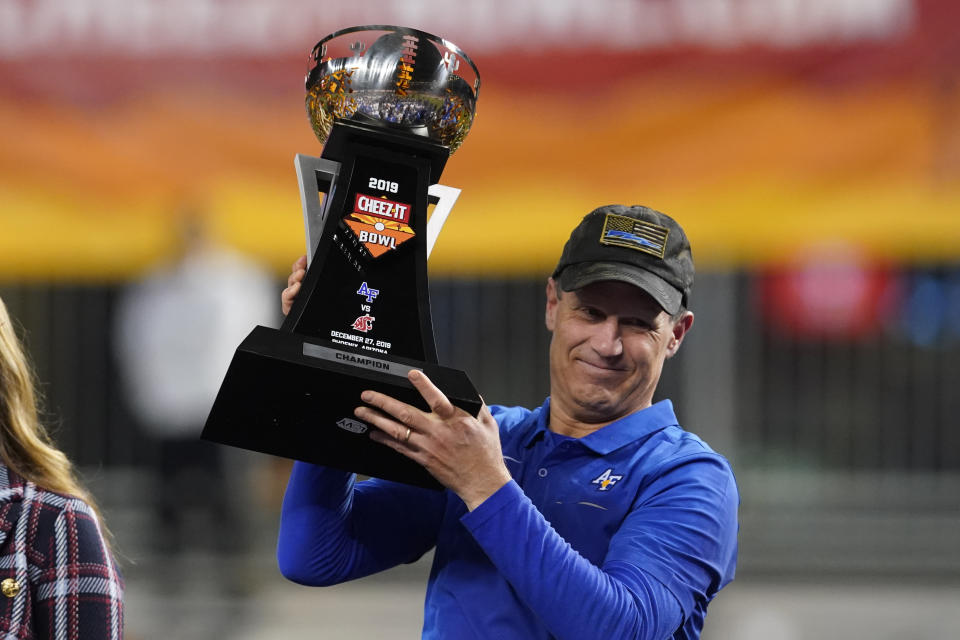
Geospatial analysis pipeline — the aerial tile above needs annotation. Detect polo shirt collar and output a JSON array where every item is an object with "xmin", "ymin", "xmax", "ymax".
[
  {"xmin": 522, "ymin": 397, "xmax": 679, "ymax": 454},
  {"xmin": 520, "ymin": 399, "xmax": 553, "ymax": 448}
]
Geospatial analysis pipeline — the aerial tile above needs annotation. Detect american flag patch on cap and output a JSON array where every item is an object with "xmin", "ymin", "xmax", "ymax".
[{"xmin": 599, "ymin": 213, "xmax": 669, "ymax": 258}]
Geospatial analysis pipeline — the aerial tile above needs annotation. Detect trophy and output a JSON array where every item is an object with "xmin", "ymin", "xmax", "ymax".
[{"xmin": 202, "ymin": 26, "xmax": 482, "ymax": 489}]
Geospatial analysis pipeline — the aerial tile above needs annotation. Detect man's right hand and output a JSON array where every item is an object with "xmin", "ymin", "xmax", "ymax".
[{"xmin": 282, "ymin": 255, "xmax": 307, "ymax": 316}]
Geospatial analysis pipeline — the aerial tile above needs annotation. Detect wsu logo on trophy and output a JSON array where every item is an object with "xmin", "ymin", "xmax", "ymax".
[{"xmin": 202, "ymin": 26, "xmax": 483, "ymax": 489}]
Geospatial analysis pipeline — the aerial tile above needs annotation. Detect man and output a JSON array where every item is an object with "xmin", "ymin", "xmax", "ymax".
[
  {"xmin": 277, "ymin": 205, "xmax": 738, "ymax": 639},
  {"xmin": 115, "ymin": 213, "xmax": 276, "ymax": 557}
]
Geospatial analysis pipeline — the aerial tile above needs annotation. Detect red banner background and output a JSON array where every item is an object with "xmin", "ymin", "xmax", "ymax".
[{"xmin": 1, "ymin": 0, "xmax": 958, "ymax": 280}]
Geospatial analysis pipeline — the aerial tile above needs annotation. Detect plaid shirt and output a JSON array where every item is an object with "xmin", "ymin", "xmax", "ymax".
[{"xmin": 0, "ymin": 465, "xmax": 124, "ymax": 639}]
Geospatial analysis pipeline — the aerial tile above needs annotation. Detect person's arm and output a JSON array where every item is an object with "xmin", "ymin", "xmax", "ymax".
[
  {"xmin": 276, "ymin": 259, "xmax": 447, "ymax": 585},
  {"xmin": 277, "ymin": 461, "xmax": 446, "ymax": 586},
  {"xmin": 461, "ymin": 454, "xmax": 738, "ymax": 639},
  {"xmin": 356, "ymin": 372, "xmax": 735, "ymax": 638},
  {"xmin": 32, "ymin": 499, "xmax": 124, "ymax": 639},
  {"xmin": 355, "ymin": 365, "xmax": 737, "ymax": 637}
]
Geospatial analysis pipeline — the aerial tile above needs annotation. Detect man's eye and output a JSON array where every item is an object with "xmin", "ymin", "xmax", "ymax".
[{"xmin": 622, "ymin": 318, "xmax": 652, "ymax": 330}]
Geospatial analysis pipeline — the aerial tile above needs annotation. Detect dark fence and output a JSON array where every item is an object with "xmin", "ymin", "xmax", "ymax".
[
  {"xmin": 2, "ymin": 267, "xmax": 959, "ymax": 577},
  {"xmin": 2, "ymin": 271, "xmax": 958, "ymax": 471}
]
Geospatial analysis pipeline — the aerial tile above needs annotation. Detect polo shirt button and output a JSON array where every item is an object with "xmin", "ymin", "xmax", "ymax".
[{"xmin": 538, "ymin": 468, "xmax": 548, "ymax": 478}]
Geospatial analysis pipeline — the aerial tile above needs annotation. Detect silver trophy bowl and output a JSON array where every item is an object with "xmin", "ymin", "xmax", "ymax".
[{"xmin": 305, "ymin": 25, "xmax": 481, "ymax": 154}]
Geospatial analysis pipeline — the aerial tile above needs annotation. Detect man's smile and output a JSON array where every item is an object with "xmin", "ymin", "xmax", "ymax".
[{"xmin": 574, "ymin": 357, "xmax": 629, "ymax": 375}]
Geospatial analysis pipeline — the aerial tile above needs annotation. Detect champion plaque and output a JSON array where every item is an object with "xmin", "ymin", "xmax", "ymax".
[{"xmin": 202, "ymin": 26, "xmax": 482, "ymax": 489}]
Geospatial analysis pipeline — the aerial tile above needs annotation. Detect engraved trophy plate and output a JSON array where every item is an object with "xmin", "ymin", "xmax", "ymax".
[{"xmin": 202, "ymin": 26, "xmax": 482, "ymax": 489}]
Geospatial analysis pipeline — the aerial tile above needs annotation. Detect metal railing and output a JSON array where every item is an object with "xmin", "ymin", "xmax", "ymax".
[{"xmin": 2, "ymin": 269, "xmax": 958, "ymax": 577}]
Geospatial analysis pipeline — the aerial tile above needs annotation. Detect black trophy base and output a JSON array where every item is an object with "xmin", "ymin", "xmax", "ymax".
[{"xmin": 201, "ymin": 326, "xmax": 482, "ymax": 489}]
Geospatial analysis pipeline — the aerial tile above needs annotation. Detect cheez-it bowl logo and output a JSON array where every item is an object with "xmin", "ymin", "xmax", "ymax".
[{"xmin": 345, "ymin": 193, "xmax": 415, "ymax": 258}]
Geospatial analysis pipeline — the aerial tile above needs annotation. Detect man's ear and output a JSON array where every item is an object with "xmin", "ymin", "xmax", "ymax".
[
  {"xmin": 545, "ymin": 278, "xmax": 560, "ymax": 332},
  {"xmin": 666, "ymin": 311, "xmax": 694, "ymax": 358}
]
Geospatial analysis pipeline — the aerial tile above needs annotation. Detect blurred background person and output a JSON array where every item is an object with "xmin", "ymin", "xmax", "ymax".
[
  {"xmin": 0, "ymin": 296, "xmax": 124, "ymax": 638},
  {"xmin": 113, "ymin": 212, "xmax": 277, "ymax": 562}
]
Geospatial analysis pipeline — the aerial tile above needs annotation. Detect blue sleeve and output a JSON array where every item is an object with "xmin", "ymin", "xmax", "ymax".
[
  {"xmin": 276, "ymin": 461, "xmax": 447, "ymax": 586},
  {"xmin": 606, "ymin": 454, "xmax": 739, "ymax": 620},
  {"xmin": 461, "ymin": 455, "xmax": 738, "ymax": 639}
]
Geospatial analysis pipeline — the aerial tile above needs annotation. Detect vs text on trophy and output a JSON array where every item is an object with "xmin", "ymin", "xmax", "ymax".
[{"xmin": 202, "ymin": 26, "xmax": 482, "ymax": 488}]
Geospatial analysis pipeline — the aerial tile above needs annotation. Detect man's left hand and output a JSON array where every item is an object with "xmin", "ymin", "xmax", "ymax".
[{"xmin": 355, "ymin": 370, "xmax": 511, "ymax": 510}]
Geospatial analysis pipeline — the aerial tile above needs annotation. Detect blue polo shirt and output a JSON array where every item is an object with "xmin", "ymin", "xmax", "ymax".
[{"xmin": 278, "ymin": 398, "xmax": 739, "ymax": 639}]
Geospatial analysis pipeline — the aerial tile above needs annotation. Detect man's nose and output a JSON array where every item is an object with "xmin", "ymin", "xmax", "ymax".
[{"xmin": 591, "ymin": 317, "xmax": 623, "ymax": 357}]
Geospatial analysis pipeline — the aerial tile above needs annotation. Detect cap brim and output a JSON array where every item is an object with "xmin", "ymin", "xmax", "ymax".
[{"xmin": 557, "ymin": 262, "xmax": 683, "ymax": 314}]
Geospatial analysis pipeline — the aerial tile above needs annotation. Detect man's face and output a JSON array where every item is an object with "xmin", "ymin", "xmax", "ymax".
[{"xmin": 545, "ymin": 278, "xmax": 693, "ymax": 427}]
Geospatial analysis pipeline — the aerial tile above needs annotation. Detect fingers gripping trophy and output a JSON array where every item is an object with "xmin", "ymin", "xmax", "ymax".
[{"xmin": 202, "ymin": 26, "xmax": 482, "ymax": 488}]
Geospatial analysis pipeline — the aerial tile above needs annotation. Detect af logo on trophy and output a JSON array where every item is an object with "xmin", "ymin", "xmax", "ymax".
[{"xmin": 202, "ymin": 26, "xmax": 482, "ymax": 488}]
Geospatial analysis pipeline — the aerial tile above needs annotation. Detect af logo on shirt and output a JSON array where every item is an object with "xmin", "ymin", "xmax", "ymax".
[{"xmin": 591, "ymin": 468, "xmax": 623, "ymax": 491}]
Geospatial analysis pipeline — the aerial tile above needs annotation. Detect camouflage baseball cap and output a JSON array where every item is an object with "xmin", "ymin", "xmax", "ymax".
[{"xmin": 552, "ymin": 204, "xmax": 694, "ymax": 314}]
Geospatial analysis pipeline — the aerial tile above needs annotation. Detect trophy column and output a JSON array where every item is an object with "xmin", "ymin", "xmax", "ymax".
[{"xmin": 283, "ymin": 119, "xmax": 448, "ymax": 362}]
